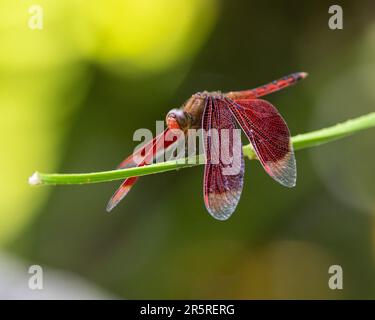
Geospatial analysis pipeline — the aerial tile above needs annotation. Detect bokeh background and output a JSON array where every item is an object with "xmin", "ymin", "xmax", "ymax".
[{"xmin": 1, "ymin": 0, "xmax": 375, "ymax": 299}]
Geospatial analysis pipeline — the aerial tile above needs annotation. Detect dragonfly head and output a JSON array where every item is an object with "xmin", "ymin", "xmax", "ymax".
[{"xmin": 166, "ymin": 108, "xmax": 191, "ymax": 131}]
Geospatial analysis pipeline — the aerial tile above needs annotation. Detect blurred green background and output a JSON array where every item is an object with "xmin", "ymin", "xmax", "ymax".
[{"xmin": 1, "ymin": 0, "xmax": 375, "ymax": 299}]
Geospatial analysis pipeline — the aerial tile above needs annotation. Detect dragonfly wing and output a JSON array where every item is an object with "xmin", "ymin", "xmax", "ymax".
[
  {"xmin": 227, "ymin": 98, "xmax": 296, "ymax": 187},
  {"xmin": 106, "ymin": 177, "xmax": 138, "ymax": 212},
  {"xmin": 202, "ymin": 98, "xmax": 244, "ymax": 220},
  {"xmin": 116, "ymin": 129, "xmax": 167, "ymax": 169},
  {"xmin": 106, "ymin": 128, "xmax": 178, "ymax": 212}
]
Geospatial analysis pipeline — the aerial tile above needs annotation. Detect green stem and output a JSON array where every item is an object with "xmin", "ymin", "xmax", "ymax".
[{"xmin": 29, "ymin": 112, "xmax": 375, "ymax": 186}]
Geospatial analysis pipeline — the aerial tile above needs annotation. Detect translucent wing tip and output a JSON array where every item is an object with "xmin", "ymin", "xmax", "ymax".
[
  {"xmin": 106, "ymin": 198, "xmax": 118, "ymax": 212},
  {"xmin": 265, "ymin": 149, "xmax": 297, "ymax": 188},
  {"xmin": 106, "ymin": 190, "xmax": 128, "ymax": 213},
  {"xmin": 106, "ymin": 177, "xmax": 137, "ymax": 213},
  {"xmin": 205, "ymin": 189, "xmax": 242, "ymax": 221}
]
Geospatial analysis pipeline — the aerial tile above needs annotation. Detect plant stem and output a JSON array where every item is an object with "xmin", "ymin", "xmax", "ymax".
[{"xmin": 29, "ymin": 112, "xmax": 375, "ymax": 186}]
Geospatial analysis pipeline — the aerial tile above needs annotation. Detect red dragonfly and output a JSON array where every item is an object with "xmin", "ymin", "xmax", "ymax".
[{"xmin": 107, "ymin": 72, "xmax": 308, "ymax": 220}]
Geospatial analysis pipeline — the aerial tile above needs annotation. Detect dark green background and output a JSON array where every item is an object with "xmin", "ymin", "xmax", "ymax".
[{"xmin": 2, "ymin": 0, "xmax": 375, "ymax": 298}]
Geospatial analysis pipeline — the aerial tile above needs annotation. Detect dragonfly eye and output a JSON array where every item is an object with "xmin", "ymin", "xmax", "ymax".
[{"xmin": 166, "ymin": 109, "xmax": 190, "ymax": 130}]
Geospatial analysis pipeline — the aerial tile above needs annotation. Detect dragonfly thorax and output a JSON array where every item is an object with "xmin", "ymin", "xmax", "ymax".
[
  {"xmin": 166, "ymin": 93, "xmax": 208, "ymax": 131},
  {"xmin": 194, "ymin": 90, "xmax": 223, "ymax": 99}
]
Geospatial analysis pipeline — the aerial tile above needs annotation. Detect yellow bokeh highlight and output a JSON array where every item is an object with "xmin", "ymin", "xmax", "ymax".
[
  {"xmin": 75, "ymin": 0, "xmax": 218, "ymax": 73},
  {"xmin": 0, "ymin": 0, "xmax": 218, "ymax": 244}
]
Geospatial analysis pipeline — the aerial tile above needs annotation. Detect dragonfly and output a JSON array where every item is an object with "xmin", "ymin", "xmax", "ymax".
[{"xmin": 107, "ymin": 72, "xmax": 308, "ymax": 220}]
